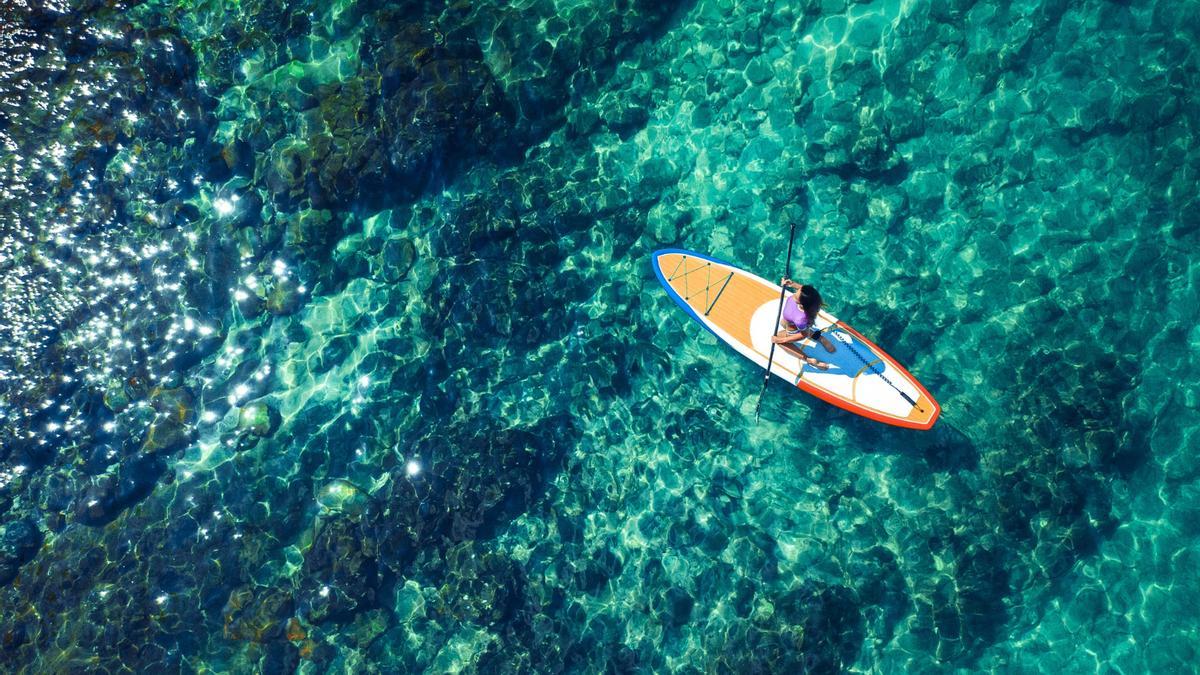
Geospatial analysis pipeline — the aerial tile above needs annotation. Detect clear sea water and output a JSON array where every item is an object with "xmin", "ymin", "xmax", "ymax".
[{"xmin": 1, "ymin": 0, "xmax": 1197, "ymax": 672}]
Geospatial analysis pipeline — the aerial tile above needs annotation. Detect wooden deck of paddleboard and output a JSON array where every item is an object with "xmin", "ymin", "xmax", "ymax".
[{"xmin": 653, "ymin": 249, "xmax": 939, "ymax": 430}]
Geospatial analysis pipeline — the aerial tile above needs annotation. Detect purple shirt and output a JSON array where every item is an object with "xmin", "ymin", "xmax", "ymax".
[{"xmin": 782, "ymin": 295, "xmax": 810, "ymax": 331}]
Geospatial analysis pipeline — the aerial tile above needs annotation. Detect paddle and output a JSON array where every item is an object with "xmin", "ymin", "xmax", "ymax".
[{"xmin": 754, "ymin": 222, "xmax": 797, "ymax": 421}]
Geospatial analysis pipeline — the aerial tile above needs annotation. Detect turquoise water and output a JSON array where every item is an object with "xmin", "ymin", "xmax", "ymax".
[{"xmin": 0, "ymin": 0, "xmax": 1197, "ymax": 672}]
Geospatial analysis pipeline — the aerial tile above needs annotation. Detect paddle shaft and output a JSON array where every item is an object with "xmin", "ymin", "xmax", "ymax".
[{"xmin": 754, "ymin": 223, "xmax": 797, "ymax": 420}]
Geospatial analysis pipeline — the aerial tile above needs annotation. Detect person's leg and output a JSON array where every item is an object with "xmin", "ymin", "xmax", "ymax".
[
  {"xmin": 793, "ymin": 330, "xmax": 831, "ymax": 370},
  {"xmin": 803, "ymin": 355, "xmax": 831, "ymax": 370},
  {"xmin": 810, "ymin": 329, "xmax": 836, "ymax": 353},
  {"xmin": 776, "ymin": 327, "xmax": 829, "ymax": 370},
  {"xmin": 775, "ymin": 329, "xmax": 801, "ymax": 353},
  {"xmin": 818, "ymin": 335, "xmax": 836, "ymax": 353}
]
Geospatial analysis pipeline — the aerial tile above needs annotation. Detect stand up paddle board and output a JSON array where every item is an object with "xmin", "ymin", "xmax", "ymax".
[{"xmin": 652, "ymin": 248, "xmax": 940, "ymax": 429}]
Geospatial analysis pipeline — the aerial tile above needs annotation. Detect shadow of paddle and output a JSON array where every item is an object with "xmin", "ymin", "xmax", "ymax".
[
  {"xmin": 800, "ymin": 399, "xmax": 980, "ymax": 473},
  {"xmin": 773, "ymin": 336, "xmax": 978, "ymax": 473},
  {"xmin": 907, "ymin": 421, "xmax": 979, "ymax": 472}
]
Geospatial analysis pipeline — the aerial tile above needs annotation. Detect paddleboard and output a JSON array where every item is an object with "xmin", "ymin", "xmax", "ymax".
[{"xmin": 651, "ymin": 248, "xmax": 940, "ymax": 430}]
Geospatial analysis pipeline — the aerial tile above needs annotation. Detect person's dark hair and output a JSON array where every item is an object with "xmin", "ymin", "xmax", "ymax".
[{"xmin": 799, "ymin": 285, "xmax": 823, "ymax": 325}]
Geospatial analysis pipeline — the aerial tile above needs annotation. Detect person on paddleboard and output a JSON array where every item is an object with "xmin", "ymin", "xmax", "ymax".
[{"xmin": 770, "ymin": 278, "xmax": 836, "ymax": 370}]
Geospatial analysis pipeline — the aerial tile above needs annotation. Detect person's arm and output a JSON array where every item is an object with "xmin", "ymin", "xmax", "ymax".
[{"xmin": 779, "ymin": 277, "xmax": 802, "ymax": 291}]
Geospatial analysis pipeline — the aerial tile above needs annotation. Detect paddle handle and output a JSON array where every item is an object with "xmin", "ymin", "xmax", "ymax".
[{"xmin": 754, "ymin": 223, "xmax": 797, "ymax": 421}]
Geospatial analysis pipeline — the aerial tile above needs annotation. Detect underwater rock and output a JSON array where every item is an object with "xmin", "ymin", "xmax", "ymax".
[
  {"xmin": 285, "ymin": 208, "xmax": 338, "ymax": 254},
  {"xmin": 103, "ymin": 145, "xmax": 171, "ymax": 208},
  {"xmin": 148, "ymin": 387, "xmax": 195, "ymax": 421},
  {"xmin": 74, "ymin": 453, "xmax": 164, "ymax": 526},
  {"xmin": 429, "ymin": 190, "xmax": 522, "ymax": 258},
  {"xmin": 234, "ymin": 281, "xmax": 265, "ymax": 318},
  {"xmin": 315, "ymin": 479, "xmax": 371, "ymax": 519},
  {"xmin": 353, "ymin": 414, "xmax": 577, "ymax": 585},
  {"xmin": 442, "ymin": 432, "xmax": 541, "ymax": 542},
  {"xmin": 142, "ymin": 387, "xmax": 195, "ymax": 454},
  {"xmin": 206, "ymin": 137, "xmax": 254, "ymax": 179},
  {"xmin": 36, "ymin": 472, "xmax": 75, "ymax": 519},
  {"xmin": 459, "ymin": 0, "xmax": 681, "ymax": 141},
  {"xmin": 220, "ymin": 132, "xmax": 257, "ymax": 173},
  {"xmin": 265, "ymin": 277, "xmax": 303, "ymax": 316},
  {"xmin": 297, "ymin": 582, "xmax": 358, "ymax": 626},
  {"xmin": 169, "ymin": 319, "xmax": 225, "ymax": 372},
  {"xmin": 0, "ymin": 518, "xmax": 43, "ymax": 585},
  {"xmin": 708, "ymin": 619, "xmax": 808, "ymax": 673},
  {"xmin": 223, "ymin": 585, "xmax": 296, "ymax": 643},
  {"xmin": 257, "ymin": 642, "xmax": 301, "ymax": 674},
  {"xmin": 285, "ymin": 617, "xmax": 306, "ymax": 643},
  {"xmin": 573, "ymin": 548, "xmax": 623, "ymax": 595},
  {"xmin": 80, "ymin": 443, "xmax": 123, "ymax": 476},
  {"xmin": 380, "ymin": 237, "xmax": 416, "ymax": 283},
  {"xmin": 372, "ymin": 21, "xmax": 447, "ymax": 95},
  {"xmin": 0, "ymin": 622, "xmax": 27, "ymax": 651},
  {"xmin": 381, "ymin": 58, "xmax": 512, "ymax": 189},
  {"xmin": 349, "ymin": 608, "xmax": 389, "ymax": 649},
  {"xmin": 355, "ymin": 477, "xmax": 426, "ymax": 576},
  {"xmin": 102, "ymin": 379, "xmax": 133, "ymax": 413},
  {"xmin": 190, "ymin": 230, "xmax": 239, "ymax": 303},
  {"xmin": 300, "ymin": 516, "xmax": 380, "ymax": 622},
  {"xmin": 603, "ymin": 98, "xmax": 651, "ymax": 140},
  {"xmin": 773, "ymin": 582, "xmax": 866, "ymax": 673},
  {"xmin": 744, "ymin": 55, "xmax": 775, "ymax": 85},
  {"xmin": 850, "ymin": 546, "xmax": 910, "ymax": 643},
  {"xmin": 910, "ymin": 545, "xmax": 1011, "ymax": 664},
  {"xmin": 567, "ymin": 106, "xmax": 602, "ymax": 138},
  {"xmin": 658, "ymin": 586, "xmax": 694, "ymax": 627},
  {"xmin": 882, "ymin": 98, "xmax": 926, "ymax": 142},
  {"xmin": 238, "ymin": 402, "xmax": 279, "ymax": 437},
  {"xmin": 849, "ymin": 124, "xmax": 899, "ymax": 176},
  {"xmin": 309, "ymin": 78, "xmax": 391, "ymax": 204},
  {"xmin": 332, "ymin": 233, "xmax": 372, "ymax": 280},
  {"xmin": 367, "ymin": 11, "xmax": 515, "ymax": 189},
  {"xmin": 141, "ymin": 415, "xmax": 192, "ymax": 455},
  {"xmin": 321, "ymin": 335, "xmax": 359, "ymax": 373},
  {"xmin": 433, "ymin": 542, "xmax": 524, "ymax": 627},
  {"xmin": 225, "ymin": 189, "xmax": 264, "ymax": 230},
  {"xmin": 253, "ymin": 74, "xmax": 389, "ymax": 210},
  {"xmin": 136, "ymin": 28, "xmax": 197, "ymax": 92},
  {"xmin": 638, "ymin": 157, "xmax": 681, "ymax": 192},
  {"xmin": 264, "ymin": 138, "xmax": 311, "ymax": 202},
  {"xmin": 148, "ymin": 198, "xmax": 201, "ymax": 230}
]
